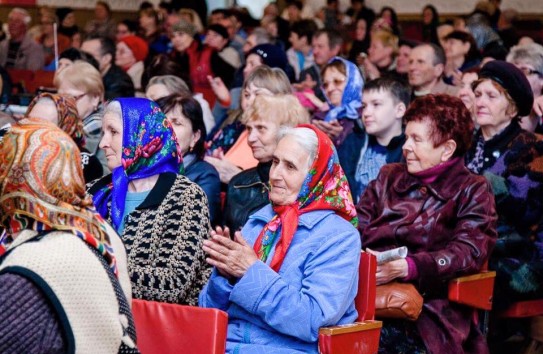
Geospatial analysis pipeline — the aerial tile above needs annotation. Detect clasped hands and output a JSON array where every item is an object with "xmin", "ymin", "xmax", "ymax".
[
  {"xmin": 366, "ymin": 248, "xmax": 408, "ymax": 285},
  {"xmin": 203, "ymin": 226, "xmax": 259, "ymax": 279}
]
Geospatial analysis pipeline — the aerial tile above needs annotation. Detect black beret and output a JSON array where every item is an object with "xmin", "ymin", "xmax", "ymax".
[{"xmin": 478, "ymin": 60, "xmax": 534, "ymax": 117}]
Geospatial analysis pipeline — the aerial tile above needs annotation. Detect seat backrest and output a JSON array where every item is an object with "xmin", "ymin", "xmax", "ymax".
[
  {"xmin": 355, "ymin": 252, "xmax": 377, "ymax": 322},
  {"xmin": 131, "ymin": 299, "xmax": 228, "ymax": 354}
]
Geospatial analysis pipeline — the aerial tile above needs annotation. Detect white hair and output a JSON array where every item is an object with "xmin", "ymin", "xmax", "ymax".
[
  {"xmin": 277, "ymin": 126, "xmax": 318, "ymax": 168},
  {"xmin": 507, "ymin": 42, "xmax": 543, "ymax": 75},
  {"xmin": 103, "ymin": 101, "xmax": 122, "ymax": 121},
  {"xmin": 9, "ymin": 8, "xmax": 31, "ymax": 25}
]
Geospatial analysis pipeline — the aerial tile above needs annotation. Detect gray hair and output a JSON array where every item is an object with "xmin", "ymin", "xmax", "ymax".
[
  {"xmin": 9, "ymin": 8, "xmax": 31, "ymax": 25},
  {"xmin": 103, "ymin": 101, "xmax": 122, "ymax": 121},
  {"xmin": 507, "ymin": 43, "xmax": 543, "ymax": 75},
  {"xmin": 146, "ymin": 75, "xmax": 191, "ymax": 97},
  {"xmin": 277, "ymin": 127, "xmax": 318, "ymax": 168},
  {"xmin": 251, "ymin": 27, "xmax": 272, "ymax": 45}
]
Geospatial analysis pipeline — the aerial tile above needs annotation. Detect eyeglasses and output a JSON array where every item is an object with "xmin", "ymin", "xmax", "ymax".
[
  {"xmin": 322, "ymin": 77, "xmax": 346, "ymax": 90},
  {"xmin": 518, "ymin": 67, "xmax": 543, "ymax": 77}
]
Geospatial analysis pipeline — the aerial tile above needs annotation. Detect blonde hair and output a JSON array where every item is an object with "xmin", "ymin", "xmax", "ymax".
[
  {"xmin": 242, "ymin": 94, "xmax": 309, "ymax": 127},
  {"xmin": 54, "ymin": 61, "xmax": 104, "ymax": 100},
  {"xmin": 243, "ymin": 66, "xmax": 292, "ymax": 94},
  {"xmin": 371, "ymin": 30, "xmax": 399, "ymax": 55}
]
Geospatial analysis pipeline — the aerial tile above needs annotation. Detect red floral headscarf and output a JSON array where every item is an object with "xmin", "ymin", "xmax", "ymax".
[{"xmin": 253, "ymin": 124, "xmax": 358, "ymax": 272}]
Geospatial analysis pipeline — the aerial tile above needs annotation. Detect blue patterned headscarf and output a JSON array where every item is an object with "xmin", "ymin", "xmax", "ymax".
[
  {"xmin": 323, "ymin": 57, "xmax": 364, "ymax": 122},
  {"xmin": 92, "ymin": 98, "xmax": 183, "ymax": 230}
]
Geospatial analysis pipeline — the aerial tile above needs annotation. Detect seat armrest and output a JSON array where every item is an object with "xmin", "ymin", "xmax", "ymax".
[
  {"xmin": 448, "ymin": 271, "xmax": 496, "ymax": 310},
  {"xmin": 318, "ymin": 321, "xmax": 382, "ymax": 354}
]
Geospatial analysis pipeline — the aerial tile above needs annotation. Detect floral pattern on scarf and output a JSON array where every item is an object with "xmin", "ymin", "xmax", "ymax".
[
  {"xmin": 26, "ymin": 92, "xmax": 86, "ymax": 149},
  {"xmin": 92, "ymin": 98, "xmax": 182, "ymax": 230},
  {"xmin": 323, "ymin": 57, "xmax": 364, "ymax": 122},
  {"xmin": 0, "ymin": 119, "xmax": 117, "ymax": 274},
  {"xmin": 253, "ymin": 124, "xmax": 358, "ymax": 271}
]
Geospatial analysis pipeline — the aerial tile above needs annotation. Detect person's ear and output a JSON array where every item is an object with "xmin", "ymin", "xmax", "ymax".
[
  {"xmin": 191, "ymin": 129, "xmax": 202, "ymax": 150},
  {"xmin": 434, "ymin": 63, "xmax": 444, "ymax": 78},
  {"xmin": 102, "ymin": 53, "xmax": 112, "ymax": 66},
  {"xmin": 441, "ymin": 139, "xmax": 457, "ymax": 162},
  {"xmin": 395, "ymin": 102, "xmax": 406, "ymax": 120}
]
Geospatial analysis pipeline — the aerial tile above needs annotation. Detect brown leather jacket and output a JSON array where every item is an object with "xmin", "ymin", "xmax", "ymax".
[{"xmin": 357, "ymin": 158, "xmax": 497, "ymax": 353}]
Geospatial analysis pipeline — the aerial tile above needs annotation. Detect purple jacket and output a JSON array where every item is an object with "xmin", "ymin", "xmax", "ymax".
[{"xmin": 357, "ymin": 158, "xmax": 497, "ymax": 353}]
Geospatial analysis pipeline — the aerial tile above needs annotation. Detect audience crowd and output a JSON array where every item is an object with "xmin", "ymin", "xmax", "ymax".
[{"xmin": 1, "ymin": 1, "xmax": 543, "ymax": 353}]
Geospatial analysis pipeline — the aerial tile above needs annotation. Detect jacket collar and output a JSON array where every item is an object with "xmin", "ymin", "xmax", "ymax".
[
  {"xmin": 393, "ymin": 158, "xmax": 470, "ymax": 201},
  {"xmin": 477, "ymin": 120, "xmax": 521, "ymax": 153},
  {"xmin": 250, "ymin": 204, "xmax": 335, "ymax": 230}
]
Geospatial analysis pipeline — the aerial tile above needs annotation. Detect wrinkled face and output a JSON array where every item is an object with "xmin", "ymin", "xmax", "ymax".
[
  {"xmin": 7, "ymin": 11, "xmax": 27, "ymax": 39},
  {"xmin": 116, "ymin": 23, "xmax": 130, "ymax": 41},
  {"xmin": 312, "ymin": 34, "xmax": 337, "ymax": 66},
  {"xmin": 396, "ymin": 45, "xmax": 412, "ymax": 74},
  {"xmin": 115, "ymin": 42, "xmax": 136, "ymax": 68},
  {"xmin": 246, "ymin": 118, "xmax": 280, "ymax": 162},
  {"xmin": 99, "ymin": 112, "xmax": 123, "ymax": 170},
  {"xmin": 145, "ymin": 83, "xmax": 171, "ymax": 101},
  {"xmin": 243, "ymin": 54, "xmax": 264, "ymax": 79},
  {"xmin": 444, "ymin": 38, "xmax": 469, "ymax": 59},
  {"xmin": 241, "ymin": 83, "xmax": 273, "ymax": 111},
  {"xmin": 368, "ymin": 38, "xmax": 393, "ymax": 65},
  {"xmin": 474, "ymin": 79, "xmax": 515, "ymax": 133},
  {"xmin": 322, "ymin": 67, "xmax": 347, "ymax": 107},
  {"xmin": 408, "ymin": 46, "xmax": 439, "ymax": 90},
  {"xmin": 165, "ymin": 107, "xmax": 199, "ymax": 156},
  {"xmin": 171, "ymin": 31, "xmax": 194, "ymax": 53},
  {"xmin": 362, "ymin": 89, "xmax": 402, "ymax": 140},
  {"xmin": 355, "ymin": 19, "xmax": 367, "ymax": 41},
  {"xmin": 269, "ymin": 136, "xmax": 311, "ymax": 206},
  {"xmin": 27, "ymin": 99, "xmax": 58, "ymax": 125},
  {"xmin": 511, "ymin": 59, "xmax": 543, "ymax": 96},
  {"xmin": 62, "ymin": 12, "xmax": 75, "ymax": 27},
  {"xmin": 458, "ymin": 72, "xmax": 478, "ymax": 116},
  {"xmin": 57, "ymin": 81, "xmax": 99, "ymax": 119},
  {"xmin": 403, "ymin": 120, "xmax": 446, "ymax": 174},
  {"xmin": 205, "ymin": 30, "xmax": 228, "ymax": 50}
]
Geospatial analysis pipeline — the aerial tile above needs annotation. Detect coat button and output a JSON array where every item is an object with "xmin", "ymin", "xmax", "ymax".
[{"xmin": 438, "ymin": 258, "xmax": 447, "ymax": 266}]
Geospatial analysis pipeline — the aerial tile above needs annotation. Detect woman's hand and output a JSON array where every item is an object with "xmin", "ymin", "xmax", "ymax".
[
  {"xmin": 367, "ymin": 248, "xmax": 409, "ymax": 285},
  {"xmin": 203, "ymin": 227, "xmax": 258, "ymax": 278},
  {"xmin": 360, "ymin": 58, "xmax": 380, "ymax": 80},
  {"xmin": 207, "ymin": 75, "xmax": 230, "ymax": 104},
  {"xmin": 204, "ymin": 150, "xmax": 242, "ymax": 183},
  {"xmin": 533, "ymin": 95, "xmax": 543, "ymax": 117},
  {"xmin": 312, "ymin": 120, "xmax": 344, "ymax": 141}
]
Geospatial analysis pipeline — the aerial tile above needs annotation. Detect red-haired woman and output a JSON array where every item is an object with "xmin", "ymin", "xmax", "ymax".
[{"xmin": 357, "ymin": 94, "xmax": 497, "ymax": 353}]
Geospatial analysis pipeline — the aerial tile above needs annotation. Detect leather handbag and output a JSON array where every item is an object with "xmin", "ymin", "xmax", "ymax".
[{"xmin": 375, "ymin": 282, "xmax": 423, "ymax": 321}]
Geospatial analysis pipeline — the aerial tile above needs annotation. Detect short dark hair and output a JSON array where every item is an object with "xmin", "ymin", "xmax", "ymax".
[
  {"xmin": 156, "ymin": 95, "xmax": 206, "ymax": 158},
  {"xmin": 315, "ymin": 28, "xmax": 344, "ymax": 49},
  {"xmin": 119, "ymin": 19, "xmax": 139, "ymax": 34},
  {"xmin": 287, "ymin": 0, "xmax": 304, "ymax": 11},
  {"xmin": 290, "ymin": 19, "xmax": 318, "ymax": 43},
  {"xmin": 404, "ymin": 94, "xmax": 474, "ymax": 157},
  {"xmin": 96, "ymin": 1, "xmax": 111, "ymax": 16},
  {"xmin": 59, "ymin": 48, "xmax": 100, "ymax": 71},
  {"xmin": 364, "ymin": 77, "xmax": 411, "ymax": 107},
  {"xmin": 417, "ymin": 43, "xmax": 446, "ymax": 66},
  {"xmin": 444, "ymin": 30, "xmax": 480, "ymax": 61},
  {"xmin": 86, "ymin": 35, "xmax": 116, "ymax": 61}
]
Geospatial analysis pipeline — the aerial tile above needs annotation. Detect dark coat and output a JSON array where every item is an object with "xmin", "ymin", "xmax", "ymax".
[
  {"xmin": 466, "ymin": 121, "xmax": 543, "ymax": 308},
  {"xmin": 357, "ymin": 158, "xmax": 497, "ymax": 354},
  {"xmin": 224, "ymin": 161, "xmax": 271, "ymax": 232},
  {"xmin": 338, "ymin": 120, "xmax": 405, "ymax": 202},
  {"xmin": 103, "ymin": 64, "xmax": 135, "ymax": 100},
  {"xmin": 184, "ymin": 156, "xmax": 221, "ymax": 226}
]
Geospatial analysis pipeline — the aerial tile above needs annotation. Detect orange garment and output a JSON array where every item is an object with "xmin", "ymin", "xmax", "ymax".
[{"xmin": 224, "ymin": 130, "xmax": 258, "ymax": 170}]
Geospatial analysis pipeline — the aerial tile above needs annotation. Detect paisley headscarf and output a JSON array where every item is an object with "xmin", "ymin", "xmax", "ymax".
[
  {"xmin": 253, "ymin": 124, "xmax": 358, "ymax": 272},
  {"xmin": 0, "ymin": 119, "xmax": 117, "ymax": 274},
  {"xmin": 92, "ymin": 98, "xmax": 183, "ymax": 230},
  {"xmin": 25, "ymin": 92, "xmax": 86, "ymax": 148},
  {"xmin": 323, "ymin": 57, "xmax": 364, "ymax": 122}
]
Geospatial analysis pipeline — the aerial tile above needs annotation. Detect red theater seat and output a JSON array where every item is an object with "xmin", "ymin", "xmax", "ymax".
[{"xmin": 131, "ymin": 299, "xmax": 228, "ymax": 354}]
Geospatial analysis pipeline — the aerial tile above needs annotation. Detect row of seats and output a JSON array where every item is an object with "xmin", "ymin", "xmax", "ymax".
[{"xmin": 6, "ymin": 68, "xmax": 56, "ymax": 95}]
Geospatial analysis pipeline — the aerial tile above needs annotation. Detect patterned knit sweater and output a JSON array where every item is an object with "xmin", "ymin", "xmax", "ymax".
[{"xmin": 89, "ymin": 173, "xmax": 212, "ymax": 305}]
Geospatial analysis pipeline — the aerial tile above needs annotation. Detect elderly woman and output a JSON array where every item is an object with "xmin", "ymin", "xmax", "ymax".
[
  {"xmin": 54, "ymin": 61, "xmax": 106, "ymax": 169},
  {"xmin": 200, "ymin": 125, "xmax": 360, "ymax": 353},
  {"xmin": 224, "ymin": 94, "xmax": 310, "ymax": 231},
  {"xmin": 25, "ymin": 92, "xmax": 103, "ymax": 182},
  {"xmin": 87, "ymin": 98, "xmax": 211, "ymax": 305},
  {"xmin": 0, "ymin": 120, "xmax": 137, "ymax": 353},
  {"xmin": 145, "ymin": 74, "xmax": 215, "ymax": 133},
  {"xmin": 313, "ymin": 56, "xmax": 364, "ymax": 147},
  {"xmin": 358, "ymin": 94, "xmax": 497, "ymax": 353},
  {"xmin": 465, "ymin": 61, "xmax": 543, "ymax": 349},
  {"xmin": 115, "ymin": 35, "xmax": 149, "ymax": 92},
  {"xmin": 206, "ymin": 65, "xmax": 293, "ymax": 183},
  {"xmin": 156, "ymin": 94, "xmax": 221, "ymax": 226}
]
